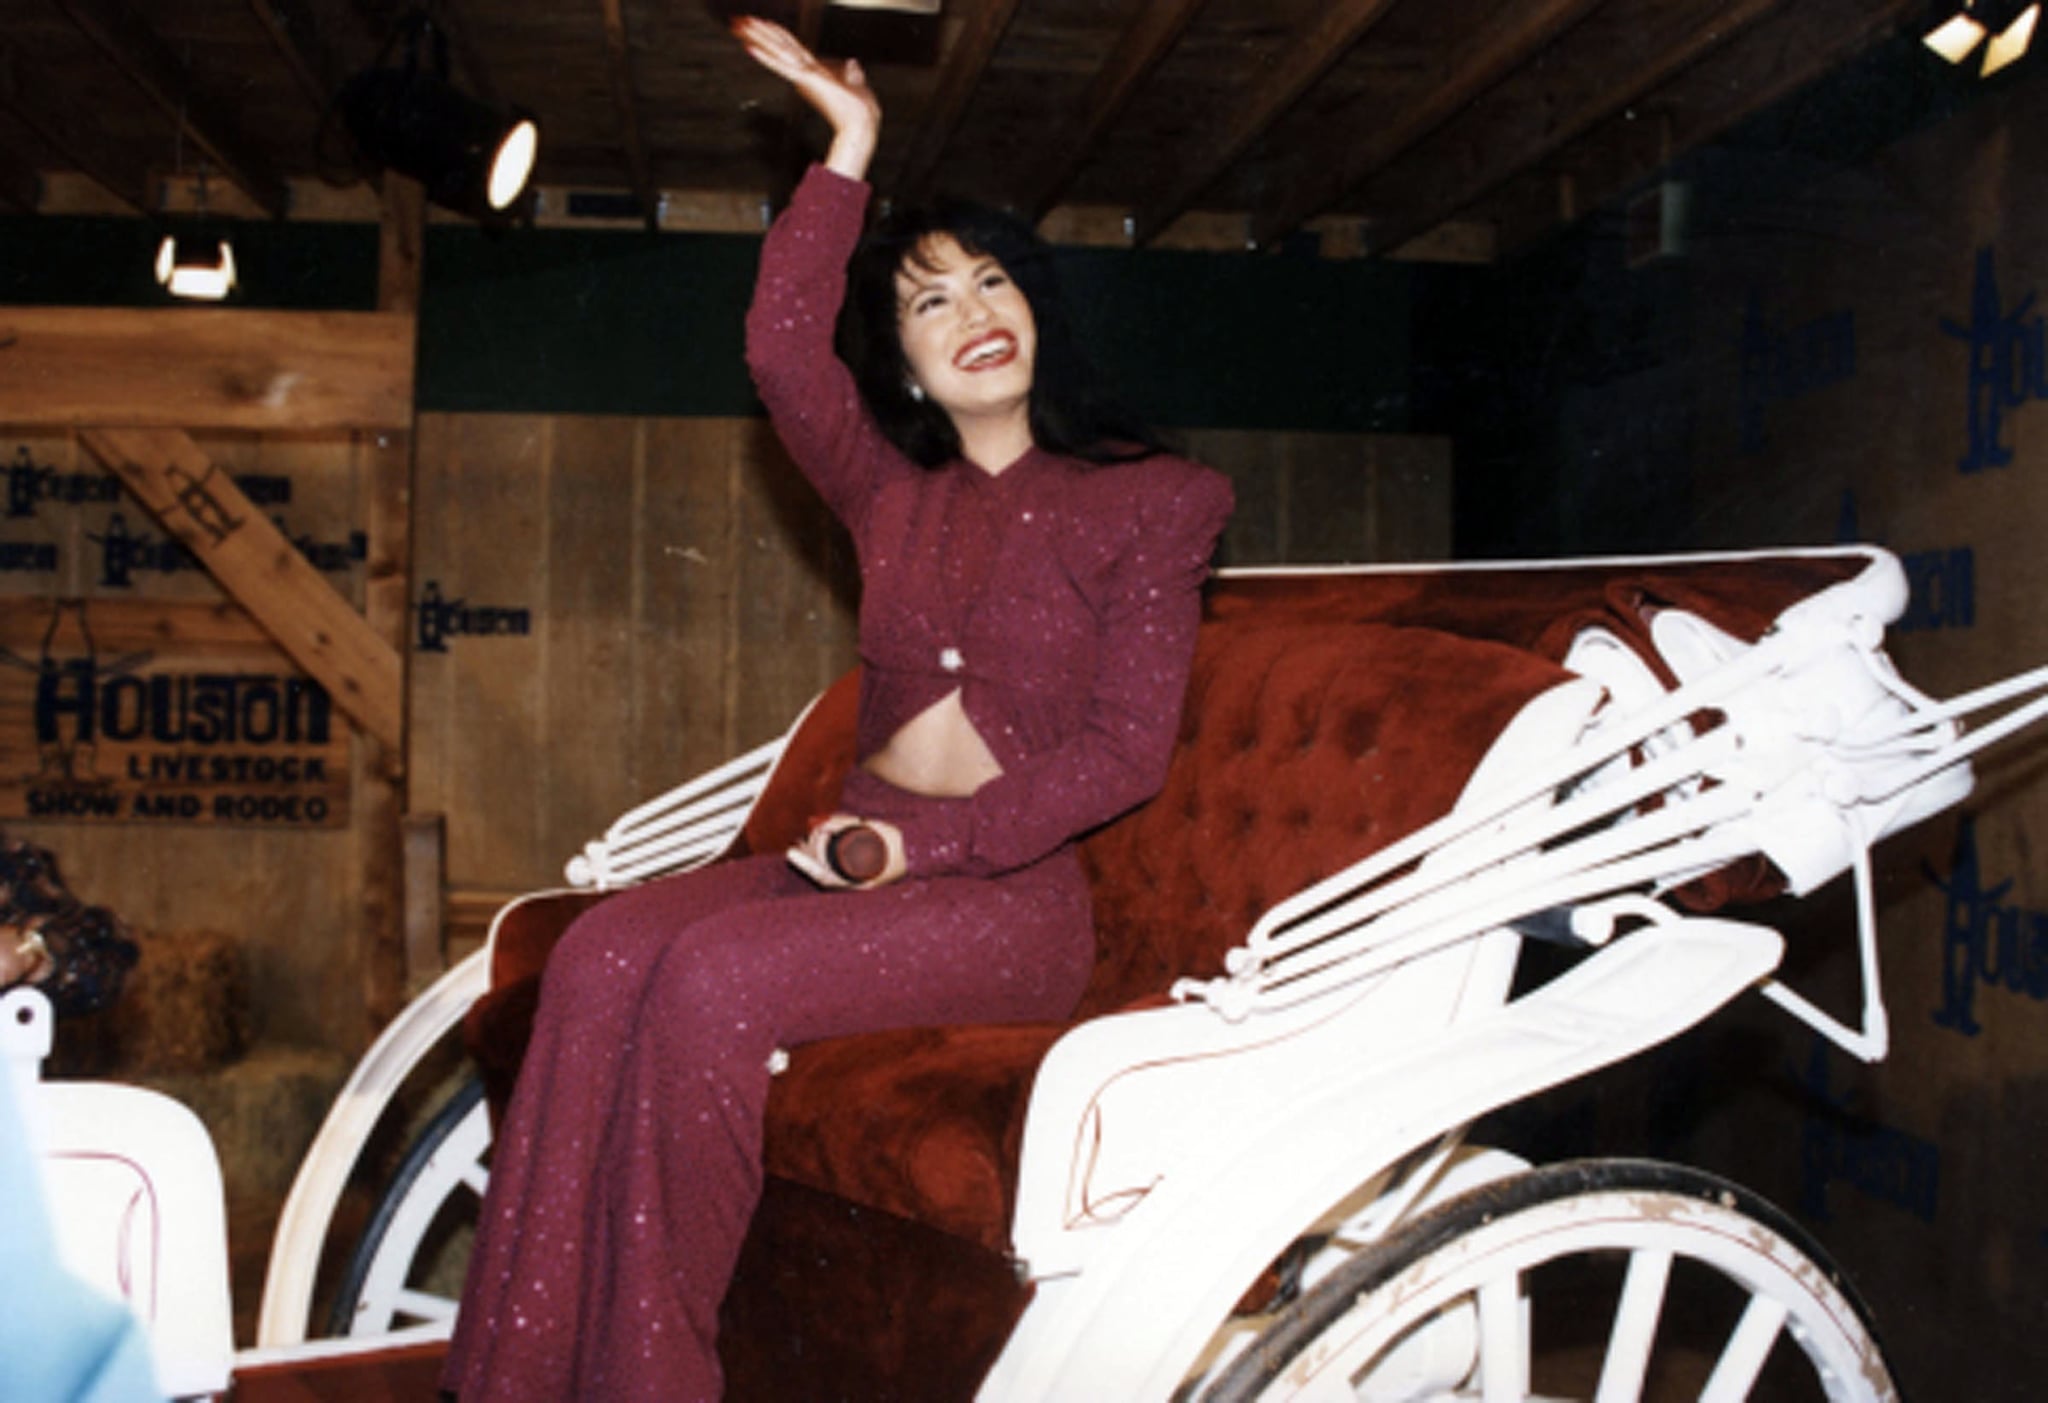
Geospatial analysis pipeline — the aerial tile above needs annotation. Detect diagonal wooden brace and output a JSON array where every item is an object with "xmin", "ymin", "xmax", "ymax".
[{"xmin": 79, "ymin": 425, "xmax": 404, "ymax": 752}]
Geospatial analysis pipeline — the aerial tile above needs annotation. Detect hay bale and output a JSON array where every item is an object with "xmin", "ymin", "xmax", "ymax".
[{"xmin": 113, "ymin": 927, "xmax": 249, "ymax": 1074}]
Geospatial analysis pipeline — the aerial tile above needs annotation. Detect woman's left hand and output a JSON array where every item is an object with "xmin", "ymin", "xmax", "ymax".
[{"xmin": 787, "ymin": 815, "xmax": 907, "ymax": 889}]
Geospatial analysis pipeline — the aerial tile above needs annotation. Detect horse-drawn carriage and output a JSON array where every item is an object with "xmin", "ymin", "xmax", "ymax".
[{"xmin": 15, "ymin": 545, "xmax": 2041, "ymax": 1400}]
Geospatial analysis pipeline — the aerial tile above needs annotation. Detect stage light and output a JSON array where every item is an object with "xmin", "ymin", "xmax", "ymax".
[
  {"xmin": 1924, "ymin": 2, "xmax": 2039, "ymax": 74},
  {"xmin": 1983, "ymin": 3, "xmax": 2039, "ymax": 73},
  {"xmin": 1924, "ymin": 11, "xmax": 1988, "ymax": 61},
  {"xmin": 154, "ymin": 233, "xmax": 237, "ymax": 301},
  {"xmin": 338, "ymin": 11, "xmax": 539, "ymax": 219}
]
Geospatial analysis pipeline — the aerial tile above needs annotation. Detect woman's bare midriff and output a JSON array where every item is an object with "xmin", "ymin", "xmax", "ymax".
[{"xmin": 861, "ymin": 688, "xmax": 1004, "ymax": 798}]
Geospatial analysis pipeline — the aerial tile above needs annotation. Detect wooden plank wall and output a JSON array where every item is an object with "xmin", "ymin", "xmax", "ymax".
[
  {"xmin": 408, "ymin": 413, "xmax": 861, "ymax": 897},
  {"xmin": 1, "ymin": 428, "xmax": 371, "ymax": 1051},
  {"xmin": 1186, "ymin": 428, "xmax": 1452, "ymax": 567}
]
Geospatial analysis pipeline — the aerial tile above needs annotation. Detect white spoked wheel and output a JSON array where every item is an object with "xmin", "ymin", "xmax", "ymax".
[
  {"xmin": 327, "ymin": 1076, "xmax": 492, "ymax": 1337},
  {"xmin": 1197, "ymin": 1158, "xmax": 1895, "ymax": 1403}
]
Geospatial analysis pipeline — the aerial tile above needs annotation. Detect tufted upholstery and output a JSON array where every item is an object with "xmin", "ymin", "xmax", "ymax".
[
  {"xmin": 1071, "ymin": 618, "xmax": 1570, "ymax": 1020},
  {"xmin": 466, "ymin": 555, "xmax": 1864, "ymax": 1400}
]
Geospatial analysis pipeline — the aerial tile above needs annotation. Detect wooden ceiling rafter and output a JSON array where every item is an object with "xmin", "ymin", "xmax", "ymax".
[
  {"xmin": 426, "ymin": 0, "xmax": 501, "ymax": 108},
  {"xmin": 1654, "ymin": 0, "xmax": 1924, "ymax": 160},
  {"xmin": 1127, "ymin": 0, "xmax": 1401, "ymax": 248},
  {"xmin": 0, "ymin": 42, "xmax": 156, "ymax": 214},
  {"xmin": 598, "ymin": 0, "xmax": 660, "ymax": 229},
  {"xmin": 245, "ymin": 0, "xmax": 354, "ymax": 115},
  {"xmin": 1013, "ymin": 0, "xmax": 1209, "ymax": 222},
  {"xmin": 892, "ymin": 0, "xmax": 1025, "ymax": 205},
  {"xmin": 1364, "ymin": 0, "xmax": 1789, "ymax": 257},
  {"xmin": 1489, "ymin": 0, "xmax": 1921, "ymax": 255},
  {"xmin": 1248, "ymin": 0, "xmax": 1606, "ymax": 250},
  {"xmin": 53, "ymin": 0, "xmax": 293, "ymax": 220}
]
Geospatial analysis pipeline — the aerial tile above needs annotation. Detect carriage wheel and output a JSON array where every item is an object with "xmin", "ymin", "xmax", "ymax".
[
  {"xmin": 327, "ymin": 1076, "xmax": 492, "ymax": 1337},
  {"xmin": 1197, "ymin": 1158, "xmax": 1895, "ymax": 1403}
]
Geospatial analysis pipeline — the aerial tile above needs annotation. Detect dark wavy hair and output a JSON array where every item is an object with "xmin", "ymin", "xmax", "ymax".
[{"xmin": 838, "ymin": 197, "xmax": 1172, "ymax": 469}]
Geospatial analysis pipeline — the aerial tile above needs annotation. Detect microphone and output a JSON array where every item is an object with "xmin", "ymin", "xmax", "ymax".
[{"xmin": 825, "ymin": 824, "xmax": 888, "ymax": 883}]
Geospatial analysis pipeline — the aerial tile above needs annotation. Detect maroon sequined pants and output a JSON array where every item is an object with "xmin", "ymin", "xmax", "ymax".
[{"xmin": 443, "ymin": 775, "xmax": 1095, "ymax": 1401}]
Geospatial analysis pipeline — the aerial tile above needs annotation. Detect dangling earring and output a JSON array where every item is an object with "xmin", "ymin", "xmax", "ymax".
[{"xmin": 907, "ymin": 382, "xmax": 926, "ymax": 403}]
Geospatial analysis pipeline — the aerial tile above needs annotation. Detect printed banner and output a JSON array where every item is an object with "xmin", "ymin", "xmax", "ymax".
[{"xmin": 1, "ymin": 597, "xmax": 350, "ymax": 828}]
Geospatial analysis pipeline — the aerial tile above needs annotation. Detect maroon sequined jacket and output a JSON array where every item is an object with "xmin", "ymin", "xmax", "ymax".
[{"xmin": 745, "ymin": 165, "xmax": 1234, "ymax": 879}]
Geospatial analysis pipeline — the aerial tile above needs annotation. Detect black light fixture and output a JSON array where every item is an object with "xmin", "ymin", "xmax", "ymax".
[
  {"xmin": 338, "ymin": 8, "xmax": 539, "ymax": 219},
  {"xmin": 1924, "ymin": 1, "xmax": 2040, "ymax": 76}
]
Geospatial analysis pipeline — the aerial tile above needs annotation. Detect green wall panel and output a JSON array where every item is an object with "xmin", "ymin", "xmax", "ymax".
[{"xmin": 1, "ymin": 215, "xmax": 1413, "ymax": 432}]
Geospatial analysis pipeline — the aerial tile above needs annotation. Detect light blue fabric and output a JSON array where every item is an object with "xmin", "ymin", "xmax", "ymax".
[{"xmin": 0, "ymin": 1068, "xmax": 166, "ymax": 1403}]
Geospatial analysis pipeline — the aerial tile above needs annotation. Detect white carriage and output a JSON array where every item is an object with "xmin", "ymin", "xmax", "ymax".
[{"xmin": 18, "ymin": 545, "xmax": 2045, "ymax": 1400}]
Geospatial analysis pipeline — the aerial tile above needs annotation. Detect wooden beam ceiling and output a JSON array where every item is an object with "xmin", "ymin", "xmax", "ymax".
[
  {"xmin": 1363, "ymin": 0, "xmax": 1788, "ymax": 257},
  {"xmin": 1013, "ymin": 0, "xmax": 1206, "ymax": 221},
  {"xmin": 1249, "ymin": 0, "xmax": 1605, "ymax": 249},
  {"xmin": 893, "ymin": 0, "xmax": 1025, "ymax": 204},
  {"xmin": 342, "ymin": 0, "xmax": 501, "ymax": 106},
  {"xmin": 432, "ymin": 0, "xmax": 502, "ymax": 108},
  {"xmin": 245, "ymin": 0, "xmax": 352, "ymax": 115},
  {"xmin": 1490, "ymin": 0, "xmax": 1924, "ymax": 255},
  {"xmin": 54, "ymin": 0, "xmax": 292, "ymax": 219},
  {"xmin": 0, "ymin": 42, "xmax": 156, "ymax": 214},
  {"xmin": 1128, "ymin": 0, "xmax": 1402, "ymax": 247},
  {"xmin": 0, "ymin": 2, "xmax": 1941, "ymax": 259}
]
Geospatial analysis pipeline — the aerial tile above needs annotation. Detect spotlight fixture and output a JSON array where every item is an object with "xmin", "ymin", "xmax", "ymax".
[
  {"xmin": 337, "ymin": 9, "xmax": 539, "ymax": 218},
  {"xmin": 154, "ymin": 232, "xmax": 237, "ymax": 301},
  {"xmin": 1924, "ymin": 1, "xmax": 2040, "ymax": 76}
]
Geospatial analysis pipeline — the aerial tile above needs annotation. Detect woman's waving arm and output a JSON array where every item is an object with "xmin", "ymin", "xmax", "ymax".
[{"xmin": 737, "ymin": 19, "xmax": 911, "ymax": 529}]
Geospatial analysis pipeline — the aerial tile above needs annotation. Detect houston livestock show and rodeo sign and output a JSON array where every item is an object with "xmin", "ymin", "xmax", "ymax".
[
  {"xmin": 1, "ymin": 596, "xmax": 351, "ymax": 829},
  {"xmin": 3, "ymin": 442, "xmax": 354, "ymax": 829}
]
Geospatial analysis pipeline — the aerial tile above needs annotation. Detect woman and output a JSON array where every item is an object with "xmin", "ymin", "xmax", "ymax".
[{"xmin": 443, "ymin": 19, "xmax": 1232, "ymax": 1399}]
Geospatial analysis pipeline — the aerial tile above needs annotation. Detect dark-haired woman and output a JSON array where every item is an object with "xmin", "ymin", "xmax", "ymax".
[{"xmin": 443, "ymin": 19, "xmax": 1231, "ymax": 1400}]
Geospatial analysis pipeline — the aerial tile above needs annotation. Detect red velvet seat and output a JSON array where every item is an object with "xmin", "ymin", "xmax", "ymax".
[{"xmin": 468, "ymin": 557, "xmax": 1861, "ymax": 1399}]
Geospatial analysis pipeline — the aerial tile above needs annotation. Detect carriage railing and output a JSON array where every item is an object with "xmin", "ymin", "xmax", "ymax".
[
  {"xmin": 563, "ymin": 734, "xmax": 783, "ymax": 890},
  {"xmin": 1175, "ymin": 577, "xmax": 2048, "ymax": 1067}
]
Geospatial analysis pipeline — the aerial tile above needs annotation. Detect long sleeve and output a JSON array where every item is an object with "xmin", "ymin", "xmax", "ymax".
[
  {"xmin": 743, "ymin": 163, "xmax": 917, "ymax": 533},
  {"xmin": 889, "ymin": 463, "xmax": 1234, "ymax": 878}
]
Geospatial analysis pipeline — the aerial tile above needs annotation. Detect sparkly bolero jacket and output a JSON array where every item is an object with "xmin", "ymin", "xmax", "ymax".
[{"xmin": 745, "ymin": 165, "xmax": 1234, "ymax": 879}]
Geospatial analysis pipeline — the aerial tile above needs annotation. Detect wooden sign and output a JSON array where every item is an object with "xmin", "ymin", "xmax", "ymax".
[
  {"xmin": 80, "ymin": 426, "xmax": 403, "ymax": 750},
  {"xmin": 0, "ymin": 596, "xmax": 350, "ymax": 828}
]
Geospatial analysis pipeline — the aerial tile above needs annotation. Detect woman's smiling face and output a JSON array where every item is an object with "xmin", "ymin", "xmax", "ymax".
[{"xmin": 894, "ymin": 234, "xmax": 1038, "ymax": 429}]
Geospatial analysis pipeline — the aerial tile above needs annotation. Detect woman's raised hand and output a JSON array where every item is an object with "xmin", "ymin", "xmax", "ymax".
[{"xmin": 732, "ymin": 16, "xmax": 880, "ymax": 181}]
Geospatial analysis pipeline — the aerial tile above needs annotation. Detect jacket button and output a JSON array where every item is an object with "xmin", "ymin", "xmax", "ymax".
[{"xmin": 940, "ymin": 646, "xmax": 964, "ymax": 672}]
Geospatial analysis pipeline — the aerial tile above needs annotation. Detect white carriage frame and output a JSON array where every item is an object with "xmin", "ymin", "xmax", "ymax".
[{"xmin": 34, "ymin": 545, "xmax": 2046, "ymax": 1398}]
